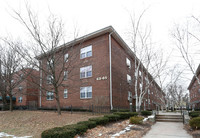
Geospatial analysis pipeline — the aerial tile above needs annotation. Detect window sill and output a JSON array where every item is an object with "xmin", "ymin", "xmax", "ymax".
[{"xmin": 80, "ymin": 97, "xmax": 92, "ymax": 99}]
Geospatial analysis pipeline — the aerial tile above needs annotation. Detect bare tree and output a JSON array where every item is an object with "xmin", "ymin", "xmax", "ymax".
[
  {"xmin": 167, "ymin": 84, "xmax": 184, "ymax": 109},
  {"xmin": 172, "ymin": 16, "xmax": 200, "ymax": 86},
  {"xmin": 0, "ymin": 40, "xmax": 27, "ymax": 111},
  {"xmin": 128, "ymin": 10, "xmax": 168, "ymax": 112},
  {"xmin": 0, "ymin": 54, "xmax": 8, "ymax": 111},
  {"xmin": 12, "ymin": 4, "xmax": 80, "ymax": 115}
]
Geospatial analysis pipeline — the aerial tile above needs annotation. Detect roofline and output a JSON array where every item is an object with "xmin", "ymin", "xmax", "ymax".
[
  {"xmin": 35, "ymin": 25, "xmax": 163, "ymax": 92},
  {"xmin": 188, "ymin": 64, "xmax": 200, "ymax": 90}
]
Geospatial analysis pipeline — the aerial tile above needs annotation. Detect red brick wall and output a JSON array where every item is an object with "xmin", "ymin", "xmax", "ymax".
[{"xmin": 40, "ymin": 34, "xmax": 110, "ymax": 108}]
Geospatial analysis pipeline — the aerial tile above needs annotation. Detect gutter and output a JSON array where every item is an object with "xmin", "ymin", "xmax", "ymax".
[
  {"xmin": 109, "ymin": 32, "xmax": 113, "ymax": 110},
  {"xmin": 39, "ymin": 60, "xmax": 42, "ymax": 107}
]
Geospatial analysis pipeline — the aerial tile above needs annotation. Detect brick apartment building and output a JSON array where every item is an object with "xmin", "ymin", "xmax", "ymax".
[
  {"xmin": 13, "ymin": 68, "xmax": 39, "ymax": 109},
  {"xmin": 37, "ymin": 26, "xmax": 165, "ymax": 111},
  {"xmin": 188, "ymin": 64, "xmax": 200, "ymax": 110}
]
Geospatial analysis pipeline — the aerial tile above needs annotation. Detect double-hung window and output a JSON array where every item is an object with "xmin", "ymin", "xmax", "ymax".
[
  {"xmin": 47, "ymin": 59, "xmax": 53, "ymax": 70},
  {"xmin": 128, "ymin": 91, "xmax": 132, "ymax": 101},
  {"xmin": 80, "ymin": 86, "xmax": 92, "ymax": 99},
  {"xmin": 46, "ymin": 91, "xmax": 54, "ymax": 100},
  {"xmin": 18, "ymin": 97, "xmax": 22, "ymax": 103},
  {"xmin": 18, "ymin": 86, "xmax": 23, "ymax": 92},
  {"xmin": 127, "ymin": 74, "xmax": 131, "ymax": 84},
  {"xmin": 80, "ymin": 45, "xmax": 92, "ymax": 59},
  {"xmin": 64, "ymin": 71, "xmax": 68, "ymax": 80},
  {"xmin": 47, "ymin": 75, "xmax": 53, "ymax": 84},
  {"xmin": 64, "ymin": 89, "xmax": 68, "ymax": 98},
  {"xmin": 126, "ymin": 58, "xmax": 131, "ymax": 68},
  {"xmin": 80, "ymin": 65, "xmax": 92, "ymax": 79},
  {"xmin": 64, "ymin": 53, "xmax": 69, "ymax": 62}
]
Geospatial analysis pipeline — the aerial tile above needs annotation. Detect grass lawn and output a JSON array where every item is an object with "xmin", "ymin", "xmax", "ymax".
[{"xmin": 0, "ymin": 110, "xmax": 102, "ymax": 138}]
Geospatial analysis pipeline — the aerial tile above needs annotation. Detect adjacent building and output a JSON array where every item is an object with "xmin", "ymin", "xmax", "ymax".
[
  {"xmin": 188, "ymin": 64, "xmax": 200, "ymax": 110},
  {"xmin": 13, "ymin": 68, "xmax": 39, "ymax": 109},
  {"xmin": 37, "ymin": 26, "xmax": 165, "ymax": 111}
]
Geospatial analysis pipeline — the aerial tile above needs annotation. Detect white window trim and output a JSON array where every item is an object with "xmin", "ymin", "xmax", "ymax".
[
  {"xmin": 64, "ymin": 89, "xmax": 68, "ymax": 98},
  {"xmin": 126, "ymin": 58, "xmax": 131, "ymax": 68},
  {"xmin": 18, "ymin": 97, "xmax": 22, "ymax": 103},
  {"xmin": 64, "ymin": 53, "xmax": 69, "ymax": 62},
  {"xmin": 64, "ymin": 71, "xmax": 68, "ymax": 80},
  {"xmin": 80, "ymin": 65, "xmax": 92, "ymax": 79},
  {"xmin": 47, "ymin": 75, "xmax": 53, "ymax": 84},
  {"xmin": 46, "ymin": 91, "xmax": 54, "ymax": 100},
  {"xmin": 80, "ymin": 45, "xmax": 92, "ymax": 59},
  {"xmin": 80, "ymin": 86, "xmax": 92, "ymax": 99},
  {"xmin": 127, "ymin": 74, "xmax": 131, "ymax": 83}
]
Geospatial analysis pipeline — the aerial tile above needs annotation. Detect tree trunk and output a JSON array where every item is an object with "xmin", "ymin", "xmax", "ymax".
[
  {"xmin": 55, "ymin": 90, "xmax": 61, "ymax": 115},
  {"xmin": 9, "ymin": 95, "xmax": 13, "ymax": 111}
]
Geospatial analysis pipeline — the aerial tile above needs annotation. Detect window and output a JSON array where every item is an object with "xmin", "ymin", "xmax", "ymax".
[
  {"xmin": 20, "ymin": 74, "xmax": 24, "ymax": 79},
  {"xmin": 64, "ymin": 71, "xmax": 68, "ymax": 80},
  {"xmin": 18, "ymin": 86, "xmax": 23, "ymax": 91},
  {"xmin": 139, "ymin": 70, "xmax": 142, "ymax": 77},
  {"xmin": 126, "ymin": 58, "xmax": 131, "ymax": 68},
  {"xmin": 64, "ymin": 89, "xmax": 68, "ymax": 98},
  {"xmin": 127, "ymin": 74, "xmax": 131, "ymax": 83},
  {"xmin": 80, "ymin": 45, "xmax": 92, "ymax": 59},
  {"xmin": 47, "ymin": 75, "xmax": 53, "ymax": 84},
  {"xmin": 128, "ymin": 91, "xmax": 132, "ymax": 101},
  {"xmin": 47, "ymin": 59, "xmax": 53, "ymax": 69},
  {"xmin": 80, "ymin": 86, "xmax": 92, "ymax": 99},
  {"xmin": 64, "ymin": 53, "xmax": 69, "ymax": 62},
  {"xmin": 18, "ymin": 97, "xmax": 22, "ymax": 103},
  {"xmin": 46, "ymin": 91, "xmax": 54, "ymax": 100},
  {"xmin": 139, "ymin": 83, "xmax": 142, "ymax": 90},
  {"xmin": 80, "ymin": 65, "xmax": 92, "ymax": 78}
]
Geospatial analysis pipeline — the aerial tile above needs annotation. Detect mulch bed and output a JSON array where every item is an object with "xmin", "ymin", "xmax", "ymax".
[
  {"xmin": 184, "ymin": 124, "xmax": 200, "ymax": 138},
  {"xmin": 76, "ymin": 119, "xmax": 154, "ymax": 138}
]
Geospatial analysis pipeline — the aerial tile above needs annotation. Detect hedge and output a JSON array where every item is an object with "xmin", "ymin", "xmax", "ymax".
[
  {"xmin": 130, "ymin": 116, "xmax": 144, "ymax": 124},
  {"xmin": 113, "ymin": 112, "xmax": 138, "ymax": 119},
  {"xmin": 41, "ymin": 127, "xmax": 76, "ymax": 138},
  {"xmin": 104, "ymin": 114, "xmax": 121, "ymax": 122},
  {"xmin": 189, "ymin": 117, "xmax": 200, "ymax": 130},
  {"xmin": 141, "ymin": 111, "xmax": 152, "ymax": 116},
  {"xmin": 189, "ymin": 111, "xmax": 200, "ymax": 118},
  {"xmin": 89, "ymin": 117, "xmax": 109, "ymax": 125},
  {"xmin": 42, "ymin": 112, "xmax": 139, "ymax": 137},
  {"xmin": 77, "ymin": 121, "xmax": 97, "ymax": 129}
]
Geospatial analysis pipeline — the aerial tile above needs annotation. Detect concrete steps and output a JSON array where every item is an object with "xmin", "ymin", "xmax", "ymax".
[{"xmin": 156, "ymin": 115, "xmax": 183, "ymax": 122}]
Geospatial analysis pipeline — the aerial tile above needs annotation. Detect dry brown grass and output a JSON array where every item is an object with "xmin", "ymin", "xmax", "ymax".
[{"xmin": 0, "ymin": 110, "xmax": 101, "ymax": 138}]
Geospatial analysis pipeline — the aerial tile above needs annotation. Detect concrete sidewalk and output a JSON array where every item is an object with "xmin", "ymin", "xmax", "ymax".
[{"xmin": 143, "ymin": 122, "xmax": 192, "ymax": 138}]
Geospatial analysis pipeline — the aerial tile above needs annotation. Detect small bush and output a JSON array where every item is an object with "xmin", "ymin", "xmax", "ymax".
[
  {"xmin": 77, "ymin": 121, "xmax": 96, "ymax": 129},
  {"xmin": 130, "ymin": 116, "xmax": 144, "ymax": 124},
  {"xmin": 41, "ymin": 127, "xmax": 76, "ymax": 138},
  {"xmin": 104, "ymin": 114, "xmax": 121, "ymax": 122},
  {"xmin": 141, "ymin": 111, "xmax": 152, "ymax": 116},
  {"xmin": 189, "ymin": 117, "xmax": 200, "ymax": 130},
  {"xmin": 189, "ymin": 111, "xmax": 200, "ymax": 118},
  {"xmin": 63, "ymin": 124, "xmax": 88, "ymax": 135},
  {"xmin": 89, "ymin": 117, "xmax": 109, "ymax": 125}
]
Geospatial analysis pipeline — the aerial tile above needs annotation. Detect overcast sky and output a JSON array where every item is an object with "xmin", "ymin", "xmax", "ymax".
[{"xmin": 0, "ymin": 0, "xmax": 200, "ymax": 88}]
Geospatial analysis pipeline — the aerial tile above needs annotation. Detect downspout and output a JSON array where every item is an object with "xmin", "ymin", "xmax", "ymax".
[
  {"xmin": 109, "ymin": 32, "xmax": 113, "ymax": 110},
  {"xmin": 39, "ymin": 60, "xmax": 42, "ymax": 107}
]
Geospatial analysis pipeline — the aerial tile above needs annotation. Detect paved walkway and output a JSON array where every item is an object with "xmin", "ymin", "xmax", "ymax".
[
  {"xmin": 143, "ymin": 122, "xmax": 192, "ymax": 138},
  {"xmin": 143, "ymin": 111, "xmax": 192, "ymax": 138}
]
